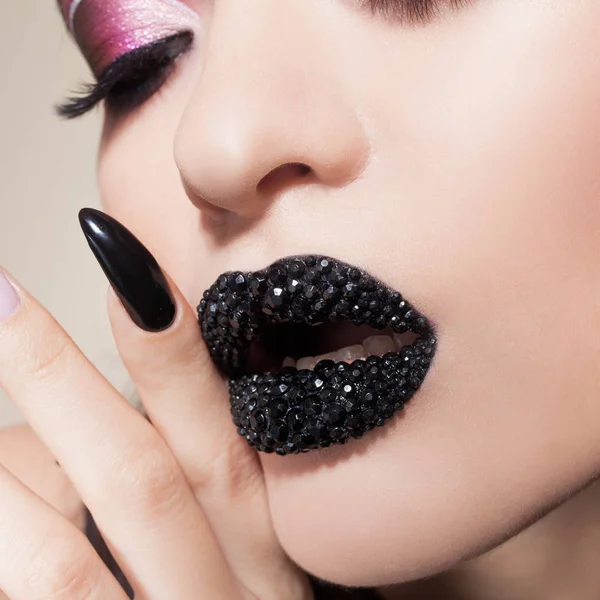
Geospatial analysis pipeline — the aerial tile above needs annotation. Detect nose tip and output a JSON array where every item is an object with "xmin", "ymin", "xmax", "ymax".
[
  {"xmin": 175, "ymin": 97, "xmax": 370, "ymax": 219},
  {"xmin": 173, "ymin": 1, "xmax": 371, "ymax": 221}
]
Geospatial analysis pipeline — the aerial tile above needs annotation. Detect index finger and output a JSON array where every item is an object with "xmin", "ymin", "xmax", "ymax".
[{"xmin": 0, "ymin": 267, "xmax": 242, "ymax": 600}]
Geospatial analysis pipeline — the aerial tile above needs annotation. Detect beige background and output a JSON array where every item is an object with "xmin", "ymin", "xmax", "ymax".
[{"xmin": 0, "ymin": 2, "xmax": 131, "ymax": 427}]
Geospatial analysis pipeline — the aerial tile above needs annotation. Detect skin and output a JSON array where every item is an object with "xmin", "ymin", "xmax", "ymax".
[
  {"xmin": 1, "ymin": 0, "xmax": 600, "ymax": 597},
  {"xmin": 101, "ymin": 0, "xmax": 600, "ymax": 588},
  {"xmin": 0, "ymin": 426, "xmax": 85, "ymax": 600}
]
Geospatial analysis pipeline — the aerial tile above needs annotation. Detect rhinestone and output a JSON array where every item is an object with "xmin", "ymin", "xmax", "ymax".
[
  {"xmin": 308, "ymin": 418, "xmax": 327, "ymax": 441},
  {"xmin": 328, "ymin": 268, "xmax": 346, "ymax": 286},
  {"xmin": 287, "ymin": 408, "xmax": 305, "ymax": 432},
  {"xmin": 342, "ymin": 282, "xmax": 359, "ymax": 299},
  {"xmin": 346, "ymin": 414, "xmax": 364, "ymax": 430},
  {"xmin": 304, "ymin": 397, "xmax": 322, "ymax": 416},
  {"xmin": 348, "ymin": 368, "xmax": 363, "ymax": 383},
  {"xmin": 341, "ymin": 383, "xmax": 356, "ymax": 398},
  {"xmin": 348, "ymin": 268, "xmax": 362, "ymax": 282},
  {"xmin": 316, "ymin": 258, "xmax": 333, "ymax": 274},
  {"xmin": 248, "ymin": 275, "xmax": 268, "ymax": 297},
  {"xmin": 409, "ymin": 377, "xmax": 422, "ymax": 388},
  {"xmin": 361, "ymin": 391, "xmax": 377, "ymax": 409},
  {"xmin": 271, "ymin": 383, "xmax": 290, "ymax": 396},
  {"xmin": 303, "ymin": 285, "xmax": 320, "ymax": 301},
  {"xmin": 250, "ymin": 411, "xmax": 266, "ymax": 432},
  {"xmin": 322, "ymin": 285, "xmax": 340, "ymax": 302},
  {"xmin": 287, "ymin": 279, "xmax": 303, "ymax": 295},
  {"xmin": 291, "ymin": 297, "xmax": 310, "ymax": 318},
  {"xmin": 268, "ymin": 264, "xmax": 288, "ymax": 285},
  {"xmin": 359, "ymin": 278, "xmax": 375, "ymax": 292},
  {"xmin": 335, "ymin": 299, "xmax": 350, "ymax": 315},
  {"xmin": 398, "ymin": 388, "xmax": 412, "ymax": 400},
  {"xmin": 314, "ymin": 359, "xmax": 336, "ymax": 373},
  {"xmin": 368, "ymin": 299, "xmax": 380, "ymax": 312},
  {"xmin": 217, "ymin": 274, "xmax": 229, "ymax": 291},
  {"xmin": 305, "ymin": 268, "xmax": 321, "ymax": 284},
  {"xmin": 330, "ymin": 427, "xmax": 347, "ymax": 440},
  {"xmin": 318, "ymin": 388, "xmax": 337, "ymax": 403},
  {"xmin": 366, "ymin": 365, "xmax": 380, "ymax": 379},
  {"xmin": 288, "ymin": 260, "xmax": 305, "ymax": 277},
  {"xmin": 322, "ymin": 404, "xmax": 346, "ymax": 426},
  {"xmin": 264, "ymin": 287, "xmax": 288, "ymax": 311},
  {"xmin": 357, "ymin": 292, "xmax": 370, "ymax": 308},
  {"xmin": 374, "ymin": 380, "xmax": 388, "ymax": 394},
  {"xmin": 344, "ymin": 398, "xmax": 361, "ymax": 413},
  {"xmin": 228, "ymin": 272, "xmax": 247, "ymax": 294},
  {"xmin": 307, "ymin": 376, "xmax": 325, "ymax": 391},
  {"xmin": 304, "ymin": 256, "xmax": 317, "ymax": 267},
  {"xmin": 269, "ymin": 423, "xmax": 289, "ymax": 443},
  {"xmin": 313, "ymin": 300, "xmax": 328, "ymax": 314},
  {"xmin": 288, "ymin": 388, "xmax": 307, "ymax": 405},
  {"xmin": 389, "ymin": 316, "xmax": 409, "ymax": 333}
]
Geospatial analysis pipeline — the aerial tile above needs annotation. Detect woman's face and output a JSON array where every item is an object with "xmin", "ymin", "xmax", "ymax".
[{"xmin": 65, "ymin": 0, "xmax": 600, "ymax": 587}]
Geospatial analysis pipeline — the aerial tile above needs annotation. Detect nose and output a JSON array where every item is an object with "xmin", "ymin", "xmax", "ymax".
[{"xmin": 174, "ymin": 0, "xmax": 370, "ymax": 221}]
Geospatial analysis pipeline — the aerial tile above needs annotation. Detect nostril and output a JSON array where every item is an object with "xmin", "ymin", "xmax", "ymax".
[{"xmin": 257, "ymin": 162, "xmax": 312, "ymax": 195}]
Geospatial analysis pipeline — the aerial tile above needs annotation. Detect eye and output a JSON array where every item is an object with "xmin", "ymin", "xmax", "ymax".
[
  {"xmin": 362, "ymin": 0, "xmax": 468, "ymax": 24},
  {"xmin": 56, "ymin": 31, "xmax": 194, "ymax": 120}
]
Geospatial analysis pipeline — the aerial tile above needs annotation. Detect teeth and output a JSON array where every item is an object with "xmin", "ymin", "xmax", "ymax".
[
  {"xmin": 334, "ymin": 344, "xmax": 367, "ymax": 363},
  {"xmin": 292, "ymin": 335, "xmax": 402, "ymax": 371},
  {"xmin": 363, "ymin": 334, "xmax": 397, "ymax": 356},
  {"xmin": 282, "ymin": 356, "xmax": 296, "ymax": 368},
  {"xmin": 314, "ymin": 351, "xmax": 338, "ymax": 365},
  {"xmin": 393, "ymin": 332, "xmax": 417, "ymax": 349},
  {"xmin": 393, "ymin": 333, "xmax": 403, "ymax": 349},
  {"xmin": 297, "ymin": 356, "xmax": 317, "ymax": 371}
]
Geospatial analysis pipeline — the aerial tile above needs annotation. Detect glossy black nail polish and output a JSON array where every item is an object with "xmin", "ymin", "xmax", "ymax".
[{"xmin": 78, "ymin": 208, "xmax": 176, "ymax": 333}]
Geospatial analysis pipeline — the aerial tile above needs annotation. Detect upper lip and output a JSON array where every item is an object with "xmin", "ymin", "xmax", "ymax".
[{"xmin": 197, "ymin": 254, "xmax": 434, "ymax": 378}]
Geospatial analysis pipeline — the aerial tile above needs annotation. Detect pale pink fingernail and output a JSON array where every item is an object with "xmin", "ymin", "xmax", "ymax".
[{"xmin": 0, "ymin": 271, "xmax": 21, "ymax": 322}]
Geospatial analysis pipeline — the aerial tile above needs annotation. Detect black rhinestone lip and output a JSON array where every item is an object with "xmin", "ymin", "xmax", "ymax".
[{"xmin": 197, "ymin": 255, "xmax": 437, "ymax": 456}]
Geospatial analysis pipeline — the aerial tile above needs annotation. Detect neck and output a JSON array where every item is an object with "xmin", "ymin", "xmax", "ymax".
[{"xmin": 376, "ymin": 479, "xmax": 600, "ymax": 600}]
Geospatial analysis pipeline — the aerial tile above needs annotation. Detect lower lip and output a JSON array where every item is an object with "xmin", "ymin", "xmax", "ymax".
[
  {"xmin": 229, "ymin": 335, "xmax": 436, "ymax": 455},
  {"xmin": 198, "ymin": 256, "xmax": 437, "ymax": 456}
]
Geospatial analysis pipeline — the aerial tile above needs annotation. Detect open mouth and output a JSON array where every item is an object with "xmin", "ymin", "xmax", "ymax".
[{"xmin": 197, "ymin": 255, "xmax": 437, "ymax": 456}]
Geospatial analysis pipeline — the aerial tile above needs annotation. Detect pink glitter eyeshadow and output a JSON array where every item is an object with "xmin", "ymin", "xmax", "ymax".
[{"xmin": 60, "ymin": 0, "xmax": 198, "ymax": 76}]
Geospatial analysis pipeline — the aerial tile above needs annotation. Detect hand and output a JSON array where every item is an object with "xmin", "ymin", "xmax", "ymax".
[
  {"xmin": 0, "ymin": 209, "xmax": 313, "ymax": 600},
  {"xmin": 0, "ymin": 425, "xmax": 86, "ymax": 600}
]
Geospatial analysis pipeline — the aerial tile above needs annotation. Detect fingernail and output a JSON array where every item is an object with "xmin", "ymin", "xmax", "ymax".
[
  {"xmin": 78, "ymin": 208, "xmax": 176, "ymax": 333},
  {"xmin": 0, "ymin": 271, "xmax": 21, "ymax": 322}
]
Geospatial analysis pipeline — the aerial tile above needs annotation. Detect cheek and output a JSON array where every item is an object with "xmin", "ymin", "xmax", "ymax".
[
  {"xmin": 260, "ymin": 3, "xmax": 600, "ymax": 587},
  {"xmin": 97, "ymin": 110, "xmax": 215, "ymax": 305}
]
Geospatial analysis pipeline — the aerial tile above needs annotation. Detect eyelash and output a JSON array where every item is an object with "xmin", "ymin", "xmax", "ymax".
[
  {"xmin": 364, "ymin": 0, "xmax": 467, "ymax": 23},
  {"xmin": 56, "ymin": 31, "xmax": 194, "ymax": 120}
]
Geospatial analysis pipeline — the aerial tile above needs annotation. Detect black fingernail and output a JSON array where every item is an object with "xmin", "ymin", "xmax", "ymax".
[{"xmin": 78, "ymin": 208, "xmax": 177, "ymax": 333}]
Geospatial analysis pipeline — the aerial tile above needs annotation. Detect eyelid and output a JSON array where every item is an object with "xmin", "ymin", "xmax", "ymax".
[
  {"xmin": 362, "ymin": 0, "xmax": 469, "ymax": 24},
  {"xmin": 70, "ymin": 0, "xmax": 200, "ymax": 76}
]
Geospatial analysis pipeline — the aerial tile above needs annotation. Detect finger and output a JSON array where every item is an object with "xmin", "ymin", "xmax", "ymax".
[
  {"xmin": 0, "ymin": 463, "xmax": 128, "ymax": 600},
  {"xmin": 0, "ymin": 425, "xmax": 85, "ymax": 532},
  {"xmin": 0, "ymin": 268, "xmax": 242, "ymax": 600},
  {"xmin": 99, "ymin": 225, "xmax": 308, "ymax": 597},
  {"xmin": 108, "ymin": 285, "xmax": 308, "ymax": 597}
]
